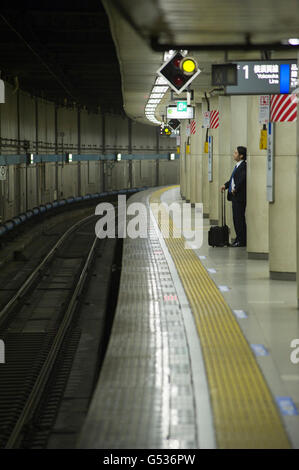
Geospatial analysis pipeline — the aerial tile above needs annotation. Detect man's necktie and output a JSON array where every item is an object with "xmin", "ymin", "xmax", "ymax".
[{"xmin": 228, "ymin": 165, "xmax": 238, "ymax": 193}]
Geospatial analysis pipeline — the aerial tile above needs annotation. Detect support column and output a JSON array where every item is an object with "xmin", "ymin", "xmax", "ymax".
[
  {"xmin": 230, "ymin": 96, "xmax": 248, "ymax": 243},
  {"xmin": 218, "ymin": 96, "xmax": 231, "ymax": 229},
  {"xmin": 246, "ymin": 96, "xmax": 269, "ymax": 258},
  {"xmin": 209, "ymin": 95, "xmax": 220, "ymax": 225},
  {"xmin": 269, "ymin": 120, "xmax": 296, "ymax": 279},
  {"xmin": 179, "ymin": 120, "xmax": 187, "ymax": 199},
  {"xmin": 201, "ymin": 99, "xmax": 209, "ymax": 217},
  {"xmin": 185, "ymin": 133, "xmax": 191, "ymax": 202},
  {"xmin": 194, "ymin": 103, "xmax": 203, "ymax": 204},
  {"xmin": 190, "ymin": 148, "xmax": 196, "ymax": 205},
  {"xmin": 190, "ymin": 106, "xmax": 201, "ymax": 205}
]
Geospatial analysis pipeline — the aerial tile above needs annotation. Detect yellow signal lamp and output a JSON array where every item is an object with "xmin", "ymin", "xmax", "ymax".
[{"xmin": 180, "ymin": 57, "xmax": 198, "ymax": 76}]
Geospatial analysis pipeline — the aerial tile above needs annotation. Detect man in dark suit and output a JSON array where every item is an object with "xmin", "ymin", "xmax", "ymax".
[{"xmin": 220, "ymin": 146, "xmax": 247, "ymax": 247}]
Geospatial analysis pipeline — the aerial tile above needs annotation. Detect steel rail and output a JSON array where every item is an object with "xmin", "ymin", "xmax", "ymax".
[
  {"xmin": 0, "ymin": 214, "xmax": 97, "ymax": 329},
  {"xmin": 5, "ymin": 231, "xmax": 99, "ymax": 448}
]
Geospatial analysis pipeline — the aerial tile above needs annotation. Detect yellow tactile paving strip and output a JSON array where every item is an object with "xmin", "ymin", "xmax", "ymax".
[{"xmin": 150, "ymin": 186, "xmax": 291, "ymax": 449}]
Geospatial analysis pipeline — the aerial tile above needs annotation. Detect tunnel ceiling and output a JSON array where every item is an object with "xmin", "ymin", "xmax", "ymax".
[
  {"xmin": 109, "ymin": 0, "xmax": 299, "ymax": 50},
  {"xmin": 103, "ymin": 0, "xmax": 299, "ymax": 126},
  {"xmin": 0, "ymin": 1, "xmax": 123, "ymax": 113}
]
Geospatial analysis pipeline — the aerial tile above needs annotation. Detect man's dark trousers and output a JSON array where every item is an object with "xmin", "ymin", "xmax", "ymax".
[{"xmin": 232, "ymin": 200, "xmax": 246, "ymax": 245}]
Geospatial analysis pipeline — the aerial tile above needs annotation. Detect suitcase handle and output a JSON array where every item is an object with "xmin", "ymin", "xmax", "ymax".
[{"xmin": 222, "ymin": 191, "xmax": 226, "ymax": 227}]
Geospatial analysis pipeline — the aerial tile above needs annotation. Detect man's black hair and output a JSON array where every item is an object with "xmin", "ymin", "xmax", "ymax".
[{"xmin": 237, "ymin": 146, "xmax": 247, "ymax": 160}]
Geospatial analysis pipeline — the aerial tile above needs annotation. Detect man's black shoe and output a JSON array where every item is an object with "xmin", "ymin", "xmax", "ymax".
[{"xmin": 230, "ymin": 241, "xmax": 246, "ymax": 247}]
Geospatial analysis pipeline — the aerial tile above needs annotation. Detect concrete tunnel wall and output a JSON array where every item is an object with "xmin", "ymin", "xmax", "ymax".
[{"xmin": 0, "ymin": 82, "xmax": 178, "ymax": 222}]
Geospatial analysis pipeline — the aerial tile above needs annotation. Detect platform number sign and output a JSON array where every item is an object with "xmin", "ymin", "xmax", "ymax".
[
  {"xmin": 0, "ymin": 166, "xmax": 7, "ymax": 181},
  {"xmin": 226, "ymin": 60, "xmax": 298, "ymax": 95}
]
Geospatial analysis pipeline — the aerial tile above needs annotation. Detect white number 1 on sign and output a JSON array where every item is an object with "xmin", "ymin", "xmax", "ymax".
[{"xmin": 243, "ymin": 65, "xmax": 249, "ymax": 79}]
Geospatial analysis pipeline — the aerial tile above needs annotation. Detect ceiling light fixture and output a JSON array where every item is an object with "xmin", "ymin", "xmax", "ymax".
[
  {"xmin": 155, "ymin": 76, "xmax": 168, "ymax": 85},
  {"xmin": 288, "ymin": 38, "xmax": 299, "ymax": 45},
  {"xmin": 150, "ymin": 93, "xmax": 163, "ymax": 99},
  {"xmin": 152, "ymin": 86, "xmax": 168, "ymax": 93}
]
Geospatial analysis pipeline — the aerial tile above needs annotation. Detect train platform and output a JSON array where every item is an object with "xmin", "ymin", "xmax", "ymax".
[{"xmin": 79, "ymin": 186, "xmax": 299, "ymax": 450}]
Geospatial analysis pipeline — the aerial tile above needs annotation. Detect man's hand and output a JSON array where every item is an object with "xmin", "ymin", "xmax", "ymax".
[
  {"xmin": 232, "ymin": 189, "xmax": 236, "ymax": 195},
  {"xmin": 220, "ymin": 185, "xmax": 226, "ymax": 192}
]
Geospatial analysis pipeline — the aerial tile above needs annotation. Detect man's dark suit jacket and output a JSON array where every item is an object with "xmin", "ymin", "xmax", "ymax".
[{"xmin": 224, "ymin": 160, "xmax": 246, "ymax": 203}]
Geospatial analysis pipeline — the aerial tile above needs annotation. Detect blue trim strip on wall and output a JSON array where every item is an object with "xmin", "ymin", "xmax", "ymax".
[
  {"xmin": 280, "ymin": 64, "xmax": 290, "ymax": 94},
  {"xmin": 0, "ymin": 153, "xmax": 179, "ymax": 165}
]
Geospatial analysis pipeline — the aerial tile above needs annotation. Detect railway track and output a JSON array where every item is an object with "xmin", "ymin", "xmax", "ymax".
[{"xmin": 0, "ymin": 208, "xmax": 116, "ymax": 448}]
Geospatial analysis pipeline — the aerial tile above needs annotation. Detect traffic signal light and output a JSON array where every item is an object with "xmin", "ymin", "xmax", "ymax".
[
  {"xmin": 160, "ymin": 125, "xmax": 172, "ymax": 136},
  {"xmin": 157, "ymin": 52, "xmax": 200, "ymax": 94},
  {"xmin": 168, "ymin": 119, "xmax": 181, "ymax": 131}
]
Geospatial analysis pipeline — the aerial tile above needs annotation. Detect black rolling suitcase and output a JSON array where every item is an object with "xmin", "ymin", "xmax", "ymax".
[{"xmin": 208, "ymin": 192, "xmax": 230, "ymax": 247}]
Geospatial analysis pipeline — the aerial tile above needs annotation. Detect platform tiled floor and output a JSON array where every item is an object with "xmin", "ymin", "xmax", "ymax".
[
  {"xmin": 79, "ymin": 186, "xmax": 299, "ymax": 449},
  {"xmin": 161, "ymin": 186, "xmax": 299, "ymax": 448},
  {"xmin": 79, "ymin": 189, "xmax": 205, "ymax": 449}
]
